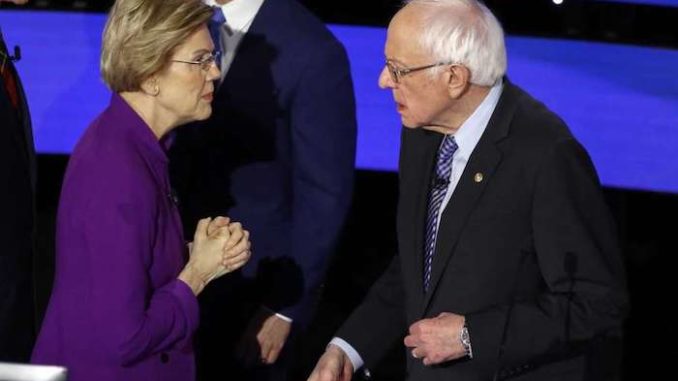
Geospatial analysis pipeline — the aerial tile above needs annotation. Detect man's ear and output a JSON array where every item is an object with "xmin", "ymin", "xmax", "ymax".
[{"xmin": 447, "ymin": 64, "xmax": 471, "ymax": 99}]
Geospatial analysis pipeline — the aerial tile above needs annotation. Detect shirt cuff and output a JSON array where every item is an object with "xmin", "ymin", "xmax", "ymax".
[
  {"xmin": 261, "ymin": 305, "xmax": 293, "ymax": 323},
  {"xmin": 329, "ymin": 337, "xmax": 364, "ymax": 372},
  {"xmin": 275, "ymin": 313, "xmax": 293, "ymax": 323}
]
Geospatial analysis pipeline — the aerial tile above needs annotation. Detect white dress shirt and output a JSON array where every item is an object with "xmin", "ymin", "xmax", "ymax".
[
  {"xmin": 331, "ymin": 79, "xmax": 505, "ymax": 372},
  {"xmin": 204, "ymin": 0, "xmax": 265, "ymax": 81}
]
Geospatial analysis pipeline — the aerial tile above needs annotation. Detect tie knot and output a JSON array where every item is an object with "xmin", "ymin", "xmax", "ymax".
[
  {"xmin": 434, "ymin": 135, "xmax": 458, "ymax": 181},
  {"xmin": 211, "ymin": 6, "xmax": 226, "ymax": 24},
  {"xmin": 439, "ymin": 135, "xmax": 458, "ymax": 160}
]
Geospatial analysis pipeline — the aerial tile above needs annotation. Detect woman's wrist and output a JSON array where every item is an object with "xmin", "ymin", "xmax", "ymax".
[{"xmin": 178, "ymin": 263, "xmax": 207, "ymax": 295}]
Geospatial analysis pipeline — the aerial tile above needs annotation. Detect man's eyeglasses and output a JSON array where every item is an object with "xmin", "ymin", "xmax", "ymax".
[
  {"xmin": 172, "ymin": 51, "xmax": 221, "ymax": 72},
  {"xmin": 385, "ymin": 60, "xmax": 454, "ymax": 84}
]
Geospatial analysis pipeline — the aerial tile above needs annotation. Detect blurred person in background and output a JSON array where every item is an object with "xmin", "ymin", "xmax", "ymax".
[
  {"xmin": 170, "ymin": 0, "xmax": 357, "ymax": 380},
  {"xmin": 0, "ymin": 0, "xmax": 37, "ymax": 364}
]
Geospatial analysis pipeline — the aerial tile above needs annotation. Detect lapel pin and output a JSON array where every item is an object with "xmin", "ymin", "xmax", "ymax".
[{"xmin": 474, "ymin": 172, "xmax": 484, "ymax": 183}]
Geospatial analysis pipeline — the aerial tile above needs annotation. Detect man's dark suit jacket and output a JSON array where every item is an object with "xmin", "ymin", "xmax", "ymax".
[
  {"xmin": 170, "ymin": 0, "xmax": 357, "ymax": 378},
  {"xmin": 337, "ymin": 82, "xmax": 628, "ymax": 381},
  {"xmin": 0, "ymin": 28, "xmax": 36, "ymax": 362}
]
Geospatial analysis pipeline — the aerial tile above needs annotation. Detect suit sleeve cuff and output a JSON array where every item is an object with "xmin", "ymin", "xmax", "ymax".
[
  {"xmin": 261, "ymin": 305, "xmax": 294, "ymax": 323},
  {"xmin": 329, "ymin": 337, "xmax": 364, "ymax": 372}
]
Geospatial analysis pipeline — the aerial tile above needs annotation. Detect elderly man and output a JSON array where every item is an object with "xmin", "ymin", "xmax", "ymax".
[
  {"xmin": 1, "ymin": 0, "xmax": 36, "ymax": 363},
  {"xmin": 307, "ymin": 0, "xmax": 628, "ymax": 380}
]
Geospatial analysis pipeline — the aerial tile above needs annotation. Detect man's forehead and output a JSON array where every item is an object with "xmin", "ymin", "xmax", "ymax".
[
  {"xmin": 386, "ymin": 6, "xmax": 427, "ymax": 45},
  {"xmin": 385, "ymin": 18, "xmax": 426, "ymax": 62}
]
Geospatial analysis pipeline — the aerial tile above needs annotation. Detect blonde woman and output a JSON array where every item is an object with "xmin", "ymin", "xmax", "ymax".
[{"xmin": 31, "ymin": 1, "xmax": 250, "ymax": 380}]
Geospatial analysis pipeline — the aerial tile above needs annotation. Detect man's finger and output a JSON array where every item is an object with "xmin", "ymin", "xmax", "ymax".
[
  {"xmin": 409, "ymin": 319, "xmax": 429, "ymax": 335},
  {"xmin": 265, "ymin": 346, "xmax": 281, "ymax": 364},
  {"xmin": 258, "ymin": 334, "xmax": 272, "ymax": 362},
  {"xmin": 403, "ymin": 334, "xmax": 422, "ymax": 348}
]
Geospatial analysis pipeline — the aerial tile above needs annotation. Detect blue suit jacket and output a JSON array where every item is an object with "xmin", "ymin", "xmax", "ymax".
[{"xmin": 171, "ymin": 0, "xmax": 357, "ymax": 324}]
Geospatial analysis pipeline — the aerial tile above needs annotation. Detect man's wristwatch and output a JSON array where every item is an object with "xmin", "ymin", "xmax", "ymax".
[{"xmin": 460, "ymin": 324, "xmax": 473, "ymax": 358}]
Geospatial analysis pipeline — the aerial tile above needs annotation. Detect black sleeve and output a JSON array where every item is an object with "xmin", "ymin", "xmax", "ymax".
[{"xmin": 337, "ymin": 256, "xmax": 408, "ymax": 370}]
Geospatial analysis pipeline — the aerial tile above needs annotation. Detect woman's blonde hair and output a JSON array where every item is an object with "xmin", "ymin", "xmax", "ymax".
[{"xmin": 101, "ymin": 0, "xmax": 213, "ymax": 92}]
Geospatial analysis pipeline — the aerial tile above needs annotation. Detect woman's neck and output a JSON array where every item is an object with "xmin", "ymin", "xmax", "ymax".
[{"xmin": 119, "ymin": 91, "xmax": 176, "ymax": 140}]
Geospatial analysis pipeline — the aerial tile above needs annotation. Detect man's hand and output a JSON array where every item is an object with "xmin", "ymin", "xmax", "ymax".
[
  {"xmin": 404, "ymin": 312, "xmax": 467, "ymax": 366},
  {"xmin": 307, "ymin": 344, "xmax": 353, "ymax": 381},
  {"xmin": 237, "ymin": 307, "xmax": 292, "ymax": 365}
]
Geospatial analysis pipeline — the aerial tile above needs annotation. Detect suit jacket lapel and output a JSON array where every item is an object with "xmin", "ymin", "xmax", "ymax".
[{"xmin": 421, "ymin": 81, "xmax": 520, "ymax": 312}]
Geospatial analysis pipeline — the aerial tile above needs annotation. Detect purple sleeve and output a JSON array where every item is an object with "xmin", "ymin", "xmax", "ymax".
[
  {"xmin": 116, "ymin": 279, "xmax": 199, "ymax": 365},
  {"xmin": 63, "ymin": 155, "xmax": 199, "ymax": 367}
]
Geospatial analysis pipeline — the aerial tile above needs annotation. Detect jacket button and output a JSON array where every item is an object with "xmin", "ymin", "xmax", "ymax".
[{"xmin": 160, "ymin": 353, "xmax": 169, "ymax": 363}]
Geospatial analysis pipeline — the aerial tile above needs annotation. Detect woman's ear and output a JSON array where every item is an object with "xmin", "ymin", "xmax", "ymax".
[{"xmin": 141, "ymin": 77, "xmax": 160, "ymax": 96}]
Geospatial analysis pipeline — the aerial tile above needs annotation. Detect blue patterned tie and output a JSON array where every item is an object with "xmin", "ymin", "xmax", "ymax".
[
  {"xmin": 208, "ymin": 6, "xmax": 225, "ymax": 70},
  {"xmin": 423, "ymin": 135, "xmax": 458, "ymax": 292}
]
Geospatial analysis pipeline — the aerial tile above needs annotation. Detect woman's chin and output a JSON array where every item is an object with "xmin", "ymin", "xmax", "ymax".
[{"xmin": 193, "ymin": 106, "xmax": 213, "ymax": 122}]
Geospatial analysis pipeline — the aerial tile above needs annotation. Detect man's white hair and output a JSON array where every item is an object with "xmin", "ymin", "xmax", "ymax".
[{"xmin": 405, "ymin": 0, "xmax": 507, "ymax": 86}]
